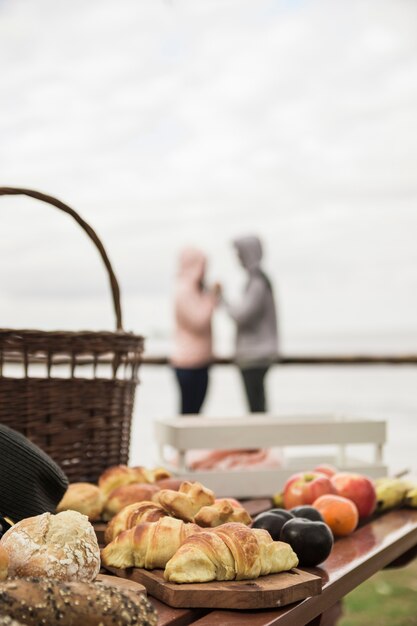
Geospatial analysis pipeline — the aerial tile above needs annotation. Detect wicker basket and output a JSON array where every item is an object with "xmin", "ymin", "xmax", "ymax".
[{"xmin": 0, "ymin": 187, "xmax": 144, "ymax": 483}]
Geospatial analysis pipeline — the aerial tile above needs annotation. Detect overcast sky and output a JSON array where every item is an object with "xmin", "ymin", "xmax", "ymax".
[{"xmin": 1, "ymin": 0, "xmax": 417, "ymax": 354}]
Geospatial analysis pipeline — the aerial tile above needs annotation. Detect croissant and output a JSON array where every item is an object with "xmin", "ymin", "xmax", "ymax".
[
  {"xmin": 154, "ymin": 477, "xmax": 183, "ymax": 491},
  {"xmin": 164, "ymin": 522, "xmax": 298, "ymax": 583},
  {"xmin": 251, "ymin": 528, "xmax": 298, "ymax": 576},
  {"xmin": 104, "ymin": 501, "xmax": 169, "ymax": 544},
  {"xmin": 101, "ymin": 517, "xmax": 201, "ymax": 570},
  {"xmin": 194, "ymin": 499, "xmax": 252, "ymax": 527},
  {"xmin": 98, "ymin": 466, "xmax": 154, "ymax": 497},
  {"xmin": 155, "ymin": 481, "xmax": 215, "ymax": 522},
  {"xmin": 102, "ymin": 483, "xmax": 161, "ymax": 521},
  {"xmin": 150, "ymin": 467, "xmax": 172, "ymax": 482}
]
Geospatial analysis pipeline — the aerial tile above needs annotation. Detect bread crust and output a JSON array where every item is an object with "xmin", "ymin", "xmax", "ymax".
[
  {"xmin": 98, "ymin": 465, "xmax": 152, "ymax": 496},
  {"xmin": 98, "ymin": 465, "xmax": 172, "ymax": 498},
  {"xmin": 165, "ymin": 522, "xmax": 298, "ymax": 583},
  {"xmin": 104, "ymin": 501, "xmax": 168, "ymax": 544},
  {"xmin": 103, "ymin": 484, "xmax": 160, "ymax": 521},
  {"xmin": 150, "ymin": 467, "xmax": 172, "ymax": 481},
  {"xmin": 0, "ymin": 545, "xmax": 8, "ymax": 581},
  {"xmin": 194, "ymin": 499, "xmax": 252, "ymax": 527},
  {"xmin": 0, "ymin": 617, "xmax": 25, "ymax": 626},
  {"xmin": 56, "ymin": 483, "xmax": 105, "ymax": 521},
  {"xmin": 101, "ymin": 517, "xmax": 201, "ymax": 570},
  {"xmin": 155, "ymin": 481, "xmax": 215, "ymax": 522},
  {"xmin": 1, "ymin": 511, "xmax": 100, "ymax": 582},
  {"xmin": 154, "ymin": 477, "xmax": 184, "ymax": 491},
  {"xmin": 0, "ymin": 577, "xmax": 157, "ymax": 625}
]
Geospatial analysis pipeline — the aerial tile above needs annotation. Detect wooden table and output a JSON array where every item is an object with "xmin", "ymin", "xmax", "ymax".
[{"xmin": 145, "ymin": 504, "xmax": 417, "ymax": 626}]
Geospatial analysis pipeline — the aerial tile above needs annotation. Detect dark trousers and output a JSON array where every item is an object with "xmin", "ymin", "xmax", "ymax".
[
  {"xmin": 240, "ymin": 365, "xmax": 269, "ymax": 413},
  {"xmin": 174, "ymin": 366, "xmax": 209, "ymax": 415}
]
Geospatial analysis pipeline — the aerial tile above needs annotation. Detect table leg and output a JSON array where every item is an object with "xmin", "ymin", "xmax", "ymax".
[
  {"xmin": 383, "ymin": 544, "xmax": 417, "ymax": 569},
  {"xmin": 306, "ymin": 601, "xmax": 343, "ymax": 626}
]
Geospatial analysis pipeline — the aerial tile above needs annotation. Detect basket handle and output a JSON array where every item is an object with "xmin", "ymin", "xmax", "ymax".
[{"xmin": 0, "ymin": 186, "xmax": 123, "ymax": 330}]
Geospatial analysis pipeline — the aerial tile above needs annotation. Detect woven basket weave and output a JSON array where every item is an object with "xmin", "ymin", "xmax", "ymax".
[{"xmin": 0, "ymin": 187, "xmax": 144, "ymax": 483}]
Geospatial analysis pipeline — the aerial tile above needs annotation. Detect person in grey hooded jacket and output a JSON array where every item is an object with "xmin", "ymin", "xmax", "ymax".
[{"xmin": 224, "ymin": 235, "xmax": 278, "ymax": 412}]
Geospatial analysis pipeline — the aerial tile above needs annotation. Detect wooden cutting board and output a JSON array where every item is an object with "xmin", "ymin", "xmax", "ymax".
[
  {"xmin": 103, "ymin": 566, "xmax": 321, "ymax": 610},
  {"xmin": 93, "ymin": 521, "xmax": 106, "ymax": 545},
  {"xmin": 96, "ymin": 573, "xmax": 147, "ymax": 596}
]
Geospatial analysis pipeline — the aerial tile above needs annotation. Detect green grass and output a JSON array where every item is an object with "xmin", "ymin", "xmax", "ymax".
[{"xmin": 339, "ymin": 559, "xmax": 417, "ymax": 626}]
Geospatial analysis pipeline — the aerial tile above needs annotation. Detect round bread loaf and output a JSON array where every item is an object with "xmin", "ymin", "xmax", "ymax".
[
  {"xmin": 0, "ymin": 545, "xmax": 8, "ymax": 581},
  {"xmin": 0, "ymin": 510, "xmax": 100, "ymax": 582},
  {"xmin": 56, "ymin": 483, "xmax": 105, "ymax": 521},
  {"xmin": 0, "ymin": 577, "xmax": 157, "ymax": 626}
]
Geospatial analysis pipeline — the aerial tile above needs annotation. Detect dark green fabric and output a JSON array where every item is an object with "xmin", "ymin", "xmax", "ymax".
[{"xmin": 0, "ymin": 424, "xmax": 68, "ymax": 522}]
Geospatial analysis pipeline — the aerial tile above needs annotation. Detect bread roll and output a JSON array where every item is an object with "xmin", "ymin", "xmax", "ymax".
[
  {"xmin": 102, "ymin": 483, "xmax": 160, "ymax": 521},
  {"xmin": 0, "ymin": 577, "xmax": 157, "ymax": 625},
  {"xmin": 194, "ymin": 499, "xmax": 252, "ymax": 527},
  {"xmin": 155, "ymin": 481, "xmax": 215, "ymax": 522},
  {"xmin": 0, "ymin": 510, "xmax": 100, "ymax": 582},
  {"xmin": 98, "ymin": 465, "xmax": 172, "ymax": 497},
  {"xmin": 150, "ymin": 467, "xmax": 172, "ymax": 482},
  {"xmin": 0, "ymin": 545, "xmax": 8, "ymax": 581},
  {"xmin": 56, "ymin": 483, "xmax": 105, "ymax": 521},
  {"xmin": 155, "ymin": 477, "xmax": 184, "ymax": 491},
  {"xmin": 98, "ymin": 465, "xmax": 153, "ymax": 497}
]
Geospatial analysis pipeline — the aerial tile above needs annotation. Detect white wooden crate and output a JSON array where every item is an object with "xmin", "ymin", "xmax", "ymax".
[{"xmin": 154, "ymin": 414, "xmax": 387, "ymax": 498}]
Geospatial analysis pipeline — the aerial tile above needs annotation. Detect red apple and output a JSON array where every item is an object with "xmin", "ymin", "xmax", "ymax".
[
  {"xmin": 314, "ymin": 464, "xmax": 338, "ymax": 478},
  {"xmin": 331, "ymin": 473, "xmax": 377, "ymax": 519},
  {"xmin": 283, "ymin": 471, "xmax": 335, "ymax": 509}
]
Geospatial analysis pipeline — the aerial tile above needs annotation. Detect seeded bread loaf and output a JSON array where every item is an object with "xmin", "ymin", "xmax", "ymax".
[{"xmin": 0, "ymin": 577, "xmax": 157, "ymax": 626}]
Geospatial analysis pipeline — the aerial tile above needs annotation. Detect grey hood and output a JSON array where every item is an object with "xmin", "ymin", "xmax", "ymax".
[
  {"xmin": 233, "ymin": 236, "xmax": 263, "ymax": 272},
  {"xmin": 226, "ymin": 235, "xmax": 278, "ymax": 363}
]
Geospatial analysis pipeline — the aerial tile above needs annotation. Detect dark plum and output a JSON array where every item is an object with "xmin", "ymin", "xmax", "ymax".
[
  {"xmin": 280, "ymin": 517, "xmax": 333, "ymax": 567},
  {"xmin": 290, "ymin": 505, "xmax": 324, "ymax": 522},
  {"xmin": 251, "ymin": 510, "xmax": 294, "ymax": 540}
]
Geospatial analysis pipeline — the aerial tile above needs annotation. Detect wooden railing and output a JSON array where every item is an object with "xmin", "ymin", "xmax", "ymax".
[
  {"xmin": 3, "ymin": 353, "xmax": 417, "ymax": 367},
  {"xmin": 143, "ymin": 354, "xmax": 417, "ymax": 366}
]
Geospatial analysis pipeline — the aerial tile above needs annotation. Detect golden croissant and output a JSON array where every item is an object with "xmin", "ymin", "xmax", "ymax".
[
  {"xmin": 194, "ymin": 499, "xmax": 252, "ymax": 527},
  {"xmin": 98, "ymin": 465, "xmax": 154, "ymax": 497},
  {"xmin": 164, "ymin": 522, "xmax": 298, "ymax": 583},
  {"xmin": 99, "ymin": 465, "xmax": 171, "ymax": 497},
  {"xmin": 101, "ymin": 516, "xmax": 201, "ymax": 570},
  {"xmin": 155, "ymin": 481, "xmax": 215, "ymax": 522},
  {"xmin": 104, "ymin": 501, "xmax": 169, "ymax": 544},
  {"xmin": 150, "ymin": 467, "xmax": 172, "ymax": 482},
  {"xmin": 102, "ymin": 483, "xmax": 161, "ymax": 521}
]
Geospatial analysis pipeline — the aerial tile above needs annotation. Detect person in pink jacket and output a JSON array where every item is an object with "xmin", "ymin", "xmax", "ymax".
[{"xmin": 171, "ymin": 247, "xmax": 219, "ymax": 414}]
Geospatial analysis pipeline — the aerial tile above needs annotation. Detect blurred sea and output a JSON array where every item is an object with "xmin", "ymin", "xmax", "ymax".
[{"xmin": 132, "ymin": 333, "xmax": 417, "ymax": 477}]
